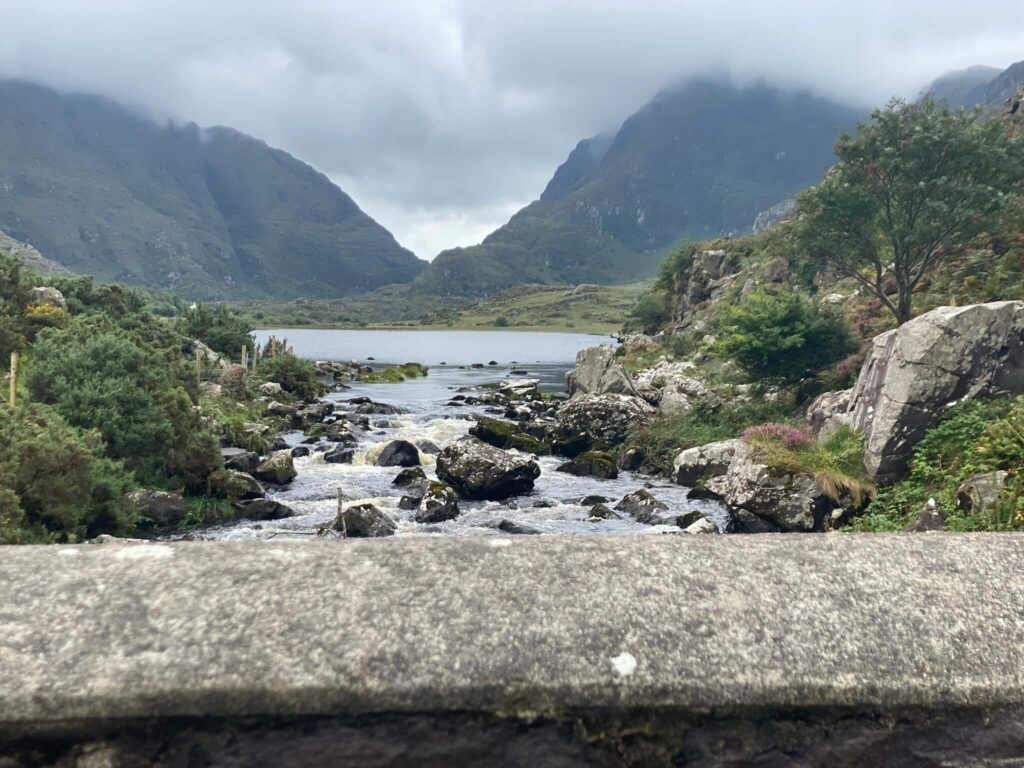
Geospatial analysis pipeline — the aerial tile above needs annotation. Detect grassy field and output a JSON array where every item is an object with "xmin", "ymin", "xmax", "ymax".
[{"xmin": 236, "ymin": 282, "xmax": 646, "ymax": 334}]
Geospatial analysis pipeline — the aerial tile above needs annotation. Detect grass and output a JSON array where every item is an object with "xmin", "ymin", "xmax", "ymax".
[
  {"xmin": 361, "ymin": 363, "xmax": 429, "ymax": 383},
  {"xmin": 233, "ymin": 282, "xmax": 648, "ymax": 335},
  {"xmin": 199, "ymin": 394, "xmax": 285, "ymax": 454}
]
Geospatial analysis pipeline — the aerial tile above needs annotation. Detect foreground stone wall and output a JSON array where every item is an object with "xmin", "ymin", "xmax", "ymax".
[{"xmin": 3, "ymin": 535, "xmax": 1024, "ymax": 766}]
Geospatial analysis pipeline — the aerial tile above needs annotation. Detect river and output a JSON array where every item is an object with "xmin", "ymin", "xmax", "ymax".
[{"xmin": 190, "ymin": 329, "xmax": 726, "ymax": 540}]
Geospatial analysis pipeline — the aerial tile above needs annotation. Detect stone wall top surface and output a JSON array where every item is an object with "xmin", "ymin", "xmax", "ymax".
[{"xmin": 2, "ymin": 534, "xmax": 1024, "ymax": 732}]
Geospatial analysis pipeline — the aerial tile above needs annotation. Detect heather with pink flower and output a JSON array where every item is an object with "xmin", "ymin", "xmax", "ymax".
[{"xmin": 742, "ymin": 423, "xmax": 815, "ymax": 451}]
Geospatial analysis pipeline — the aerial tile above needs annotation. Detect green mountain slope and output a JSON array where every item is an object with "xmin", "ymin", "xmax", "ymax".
[
  {"xmin": 0, "ymin": 80, "xmax": 425, "ymax": 298},
  {"xmin": 416, "ymin": 79, "xmax": 862, "ymax": 297},
  {"xmin": 929, "ymin": 60, "xmax": 1024, "ymax": 110}
]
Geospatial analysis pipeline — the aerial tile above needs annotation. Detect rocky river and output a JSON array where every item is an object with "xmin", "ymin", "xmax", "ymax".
[{"xmin": 182, "ymin": 330, "xmax": 729, "ymax": 540}]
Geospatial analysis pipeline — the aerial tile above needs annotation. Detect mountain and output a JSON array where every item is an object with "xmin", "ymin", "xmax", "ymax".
[
  {"xmin": 0, "ymin": 228, "xmax": 68, "ymax": 274},
  {"xmin": 415, "ymin": 79, "xmax": 862, "ymax": 297},
  {"xmin": 927, "ymin": 60, "xmax": 1024, "ymax": 110},
  {"xmin": 0, "ymin": 80, "xmax": 425, "ymax": 299}
]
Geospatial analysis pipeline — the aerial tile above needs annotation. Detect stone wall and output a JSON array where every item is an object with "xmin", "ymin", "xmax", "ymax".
[{"xmin": 3, "ymin": 536, "xmax": 1024, "ymax": 766}]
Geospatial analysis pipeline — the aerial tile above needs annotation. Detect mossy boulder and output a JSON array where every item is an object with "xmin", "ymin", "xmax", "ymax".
[
  {"xmin": 469, "ymin": 417, "xmax": 550, "ymax": 455},
  {"xmin": 555, "ymin": 451, "xmax": 618, "ymax": 480},
  {"xmin": 331, "ymin": 503, "xmax": 397, "ymax": 537},
  {"xmin": 253, "ymin": 450, "xmax": 297, "ymax": 485},
  {"xmin": 415, "ymin": 481, "xmax": 460, "ymax": 523}
]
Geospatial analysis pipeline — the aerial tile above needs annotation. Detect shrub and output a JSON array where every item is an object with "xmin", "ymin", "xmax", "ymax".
[
  {"xmin": 715, "ymin": 289, "xmax": 855, "ymax": 382},
  {"xmin": 0, "ymin": 404, "xmax": 136, "ymax": 543},
  {"xmin": 744, "ymin": 423, "xmax": 874, "ymax": 505},
  {"xmin": 256, "ymin": 352, "xmax": 324, "ymax": 399},
  {"xmin": 177, "ymin": 302, "xmax": 254, "ymax": 358},
  {"xmin": 625, "ymin": 292, "xmax": 670, "ymax": 334},
  {"xmin": 219, "ymin": 365, "xmax": 250, "ymax": 400}
]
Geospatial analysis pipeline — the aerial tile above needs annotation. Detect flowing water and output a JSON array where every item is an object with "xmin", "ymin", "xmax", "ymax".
[{"xmin": 192, "ymin": 330, "xmax": 727, "ymax": 540}]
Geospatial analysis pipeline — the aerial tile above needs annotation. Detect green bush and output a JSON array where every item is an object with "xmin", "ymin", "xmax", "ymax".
[
  {"xmin": 625, "ymin": 292, "xmax": 670, "ymax": 334},
  {"xmin": 715, "ymin": 289, "xmax": 855, "ymax": 382},
  {"xmin": 177, "ymin": 302, "xmax": 254, "ymax": 358},
  {"xmin": 0, "ymin": 404, "xmax": 136, "ymax": 543},
  {"xmin": 256, "ymin": 352, "xmax": 324, "ymax": 399}
]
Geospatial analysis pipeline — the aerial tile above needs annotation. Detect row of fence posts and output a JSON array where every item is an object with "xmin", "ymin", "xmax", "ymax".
[{"xmin": 193, "ymin": 337, "xmax": 289, "ymax": 385}]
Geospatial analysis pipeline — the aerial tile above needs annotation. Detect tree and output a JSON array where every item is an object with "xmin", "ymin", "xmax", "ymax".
[
  {"xmin": 798, "ymin": 98, "xmax": 1023, "ymax": 325},
  {"xmin": 715, "ymin": 289, "xmax": 855, "ymax": 382}
]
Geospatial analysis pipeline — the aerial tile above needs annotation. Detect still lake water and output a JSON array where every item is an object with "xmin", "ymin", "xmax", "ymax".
[{"xmin": 194, "ymin": 329, "xmax": 728, "ymax": 540}]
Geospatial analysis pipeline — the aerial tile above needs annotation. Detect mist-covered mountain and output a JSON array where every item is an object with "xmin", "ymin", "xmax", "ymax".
[
  {"xmin": 0, "ymin": 80, "xmax": 425, "ymax": 299},
  {"xmin": 415, "ymin": 79, "xmax": 862, "ymax": 297},
  {"xmin": 927, "ymin": 59, "xmax": 1024, "ymax": 110}
]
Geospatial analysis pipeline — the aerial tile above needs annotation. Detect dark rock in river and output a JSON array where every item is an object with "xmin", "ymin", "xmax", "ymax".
[
  {"xmin": 556, "ymin": 451, "xmax": 619, "ymax": 480},
  {"xmin": 436, "ymin": 438, "xmax": 541, "ymax": 500},
  {"xmin": 233, "ymin": 498, "xmax": 295, "ymax": 521},
  {"xmin": 393, "ymin": 467, "xmax": 427, "ymax": 487},
  {"xmin": 470, "ymin": 417, "xmax": 550, "ymax": 455},
  {"xmin": 586, "ymin": 503, "xmax": 619, "ymax": 521},
  {"xmin": 209, "ymin": 470, "xmax": 265, "ymax": 501},
  {"xmin": 324, "ymin": 446, "xmax": 355, "ymax": 464},
  {"xmin": 415, "ymin": 482, "xmax": 460, "ymax": 523},
  {"xmin": 416, "ymin": 439, "xmax": 442, "ymax": 456},
  {"xmin": 356, "ymin": 401, "xmax": 409, "ymax": 415},
  {"xmin": 253, "ymin": 451, "xmax": 297, "ymax": 485},
  {"xmin": 375, "ymin": 440, "xmax": 421, "ymax": 467},
  {"xmin": 332, "ymin": 503, "xmax": 397, "ymax": 538},
  {"xmin": 550, "ymin": 394, "xmax": 655, "ymax": 456},
  {"xmin": 291, "ymin": 446, "xmax": 311, "ymax": 458},
  {"xmin": 222, "ymin": 447, "xmax": 261, "ymax": 474},
  {"xmin": 615, "ymin": 489, "xmax": 670, "ymax": 524},
  {"xmin": 490, "ymin": 519, "xmax": 541, "ymax": 535}
]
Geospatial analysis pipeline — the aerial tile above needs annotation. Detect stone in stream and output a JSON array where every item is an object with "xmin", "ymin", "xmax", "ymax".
[
  {"xmin": 490, "ymin": 519, "xmax": 541, "ymax": 535},
  {"xmin": 208, "ymin": 470, "xmax": 265, "ymax": 500},
  {"xmin": 357, "ymin": 402, "xmax": 410, "ymax": 415},
  {"xmin": 291, "ymin": 446, "xmax": 311, "ymax": 458},
  {"xmin": 127, "ymin": 490, "xmax": 186, "ymax": 527},
  {"xmin": 675, "ymin": 509, "xmax": 707, "ymax": 528},
  {"xmin": 579, "ymin": 495, "xmax": 609, "ymax": 506},
  {"xmin": 436, "ymin": 438, "xmax": 541, "ymax": 500},
  {"xmin": 324, "ymin": 446, "xmax": 355, "ymax": 464},
  {"xmin": 253, "ymin": 451, "xmax": 297, "ymax": 486},
  {"xmin": 375, "ymin": 440, "xmax": 421, "ymax": 468},
  {"xmin": 416, "ymin": 439, "xmax": 442, "ymax": 456},
  {"xmin": 614, "ymin": 489, "xmax": 670, "ymax": 525},
  {"xmin": 470, "ymin": 417, "xmax": 550, "ymax": 455},
  {"xmin": 222, "ymin": 447, "xmax": 260, "ymax": 474},
  {"xmin": 586, "ymin": 503, "xmax": 620, "ymax": 521},
  {"xmin": 415, "ymin": 482, "xmax": 460, "ymax": 524},
  {"xmin": 332, "ymin": 503, "xmax": 397, "ymax": 538},
  {"xmin": 555, "ymin": 451, "xmax": 619, "ymax": 480},
  {"xmin": 393, "ymin": 467, "xmax": 427, "ymax": 487},
  {"xmin": 550, "ymin": 393, "xmax": 655, "ymax": 457},
  {"xmin": 232, "ymin": 498, "xmax": 295, "ymax": 521}
]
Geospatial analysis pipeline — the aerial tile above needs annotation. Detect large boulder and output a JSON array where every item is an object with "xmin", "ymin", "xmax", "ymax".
[
  {"xmin": 550, "ymin": 394, "xmax": 655, "ymax": 456},
  {"xmin": 556, "ymin": 451, "xmax": 618, "ymax": 479},
  {"xmin": 29, "ymin": 285, "xmax": 66, "ymax": 309},
  {"xmin": 614, "ymin": 489, "xmax": 672, "ymax": 525},
  {"xmin": 232, "ymin": 498, "xmax": 295, "ymax": 520},
  {"xmin": 633, "ymin": 360, "xmax": 713, "ymax": 415},
  {"xmin": 374, "ymin": 440, "xmax": 421, "ymax": 467},
  {"xmin": 209, "ymin": 470, "xmax": 265, "ymax": 500},
  {"xmin": 842, "ymin": 302, "xmax": 1024, "ymax": 482},
  {"xmin": 705, "ymin": 442, "xmax": 847, "ymax": 532},
  {"xmin": 331, "ymin": 503, "xmax": 397, "ymax": 538},
  {"xmin": 805, "ymin": 388, "xmax": 853, "ymax": 441},
  {"xmin": 253, "ymin": 450, "xmax": 297, "ymax": 485},
  {"xmin": 221, "ymin": 447, "xmax": 260, "ymax": 474},
  {"xmin": 566, "ymin": 346, "xmax": 637, "ymax": 397},
  {"xmin": 957, "ymin": 471, "xmax": 1010, "ymax": 514},
  {"xmin": 127, "ymin": 490, "xmax": 186, "ymax": 527},
  {"xmin": 436, "ymin": 438, "xmax": 541, "ymax": 500},
  {"xmin": 673, "ymin": 439, "xmax": 740, "ymax": 486}
]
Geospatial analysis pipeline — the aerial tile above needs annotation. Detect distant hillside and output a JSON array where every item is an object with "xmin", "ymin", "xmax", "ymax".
[
  {"xmin": 0, "ymin": 228, "xmax": 67, "ymax": 275},
  {"xmin": 416, "ymin": 79, "xmax": 862, "ymax": 297},
  {"xmin": 927, "ymin": 60, "xmax": 1024, "ymax": 110},
  {"xmin": 0, "ymin": 80, "xmax": 425, "ymax": 299}
]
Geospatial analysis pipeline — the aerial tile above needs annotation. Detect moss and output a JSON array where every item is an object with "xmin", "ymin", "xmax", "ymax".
[
  {"xmin": 362, "ymin": 363, "xmax": 428, "ymax": 383},
  {"xmin": 471, "ymin": 417, "xmax": 551, "ymax": 455}
]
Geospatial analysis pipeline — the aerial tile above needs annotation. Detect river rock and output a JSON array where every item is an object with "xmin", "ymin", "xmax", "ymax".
[
  {"xmin": 617, "ymin": 448, "xmax": 645, "ymax": 471},
  {"xmin": 323, "ymin": 446, "xmax": 355, "ymax": 464},
  {"xmin": 332, "ymin": 503, "xmax": 397, "ymax": 538},
  {"xmin": 705, "ymin": 442, "xmax": 844, "ymax": 532},
  {"xmin": 555, "ymin": 451, "xmax": 618, "ymax": 479},
  {"xmin": 470, "ymin": 417, "xmax": 550, "ymax": 454},
  {"xmin": 586, "ymin": 503, "xmax": 619, "ymax": 520},
  {"xmin": 904, "ymin": 498, "xmax": 946, "ymax": 532},
  {"xmin": 209, "ymin": 470, "xmax": 265, "ymax": 500},
  {"xmin": 566, "ymin": 346, "xmax": 637, "ymax": 397},
  {"xmin": 673, "ymin": 440, "xmax": 740, "ymax": 486},
  {"xmin": 127, "ymin": 490, "xmax": 186, "ymax": 527},
  {"xmin": 222, "ymin": 447, "xmax": 260, "ymax": 474},
  {"xmin": 374, "ymin": 440, "xmax": 421, "ymax": 467},
  {"xmin": 550, "ymin": 393, "xmax": 655, "ymax": 456},
  {"xmin": 291, "ymin": 446, "xmax": 310, "ymax": 458},
  {"xmin": 253, "ymin": 451, "xmax": 297, "ymax": 485},
  {"xmin": 490, "ymin": 519, "xmax": 541, "ymax": 535},
  {"xmin": 416, "ymin": 438, "xmax": 442, "ymax": 455},
  {"xmin": 415, "ymin": 482, "xmax": 460, "ymax": 523},
  {"xmin": 357, "ymin": 401, "xmax": 409, "ymax": 415},
  {"xmin": 633, "ymin": 360, "xmax": 712, "ymax": 414},
  {"xmin": 232, "ymin": 498, "xmax": 295, "ymax": 521},
  {"xmin": 259, "ymin": 382, "xmax": 283, "ymax": 396},
  {"xmin": 682, "ymin": 517, "xmax": 718, "ymax": 534},
  {"xmin": 436, "ymin": 438, "xmax": 541, "ymax": 500},
  {"xmin": 956, "ymin": 471, "xmax": 1010, "ymax": 513},
  {"xmin": 393, "ymin": 467, "xmax": 427, "ymax": 487},
  {"xmin": 842, "ymin": 301, "xmax": 1024, "ymax": 483},
  {"xmin": 614, "ymin": 489, "xmax": 671, "ymax": 525}
]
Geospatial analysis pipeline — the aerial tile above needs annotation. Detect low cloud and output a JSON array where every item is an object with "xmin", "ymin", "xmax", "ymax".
[{"xmin": 1, "ymin": 0, "xmax": 1022, "ymax": 258}]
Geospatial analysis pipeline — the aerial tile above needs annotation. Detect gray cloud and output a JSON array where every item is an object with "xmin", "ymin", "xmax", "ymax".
[{"xmin": 1, "ymin": 0, "xmax": 1022, "ymax": 258}]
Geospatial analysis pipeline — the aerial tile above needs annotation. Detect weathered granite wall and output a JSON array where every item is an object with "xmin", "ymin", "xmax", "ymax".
[{"xmin": 2, "ymin": 535, "xmax": 1024, "ymax": 766}]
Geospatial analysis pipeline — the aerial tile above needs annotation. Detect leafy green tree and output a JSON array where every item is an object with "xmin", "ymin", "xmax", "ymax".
[
  {"xmin": 177, "ymin": 302, "xmax": 254, "ymax": 358},
  {"xmin": 715, "ymin": 289, "xmax": 855, "ymax": 382},
  {"xmin": 0, "ymin": 404, "xmax": 136, "ymax": 543},
  {"xmin": 798, "ymin": 98, "xmax": 1023, "ymax": 325}
]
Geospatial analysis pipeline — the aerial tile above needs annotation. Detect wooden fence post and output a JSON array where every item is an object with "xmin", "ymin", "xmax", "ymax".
[
  {"xmin": 241, "ymin": 344, "xmax": 248, "ymax": 370},
  {"xmin": 195, "ymin": 347, "xmax": 202, "ymax": 384},
  {"xmin": 9, "ymin": 352, "xmax": 18, "ymax": 408}
]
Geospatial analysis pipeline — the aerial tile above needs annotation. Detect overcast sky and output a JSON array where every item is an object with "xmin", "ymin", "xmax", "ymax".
[{"xmin": 1, "ymin": 1, "xmax": 1022, "ymax": 260}]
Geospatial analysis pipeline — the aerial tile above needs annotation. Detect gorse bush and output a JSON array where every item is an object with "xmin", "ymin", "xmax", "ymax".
[
  {"xmin": 177, "ymin": 302, "xmax": 254, "ymax": 358},
  {"xmin": 0, "ymin": 404, "xmax": 136, "ymax": 543},
  {"xmin": 256, "ymin": 351, "xmax": 324, "ymax": 399},
  {"xmin": 715, "ymin": 289, "xmax": 855, "ymax": 382}
]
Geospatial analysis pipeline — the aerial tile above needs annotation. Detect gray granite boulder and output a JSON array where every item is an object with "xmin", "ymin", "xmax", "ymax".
[
  {"xmin": 566, "ymin": 346, "xmax": 637, "ymax": 397},
  {"xmin": 550, "ymin": 394, "xmax": 655, "ymax": 456},
  {"xmin": 332, "ymin": 503, "xmax": 397, "ymax": 538},
  {"xmin": 436, "ymin": 438, "xmax": 541, "ymax": 500},
  {"xmin": 415, "ymin": 482, "xmax": 461, "ymax": 524},
  {"xmin": 253, "ymin": 451, "xmax": 297, "ymax": 485},
  {"xmin": 673, "ymin": 439, "xmax": 740, "ymax": 486}
]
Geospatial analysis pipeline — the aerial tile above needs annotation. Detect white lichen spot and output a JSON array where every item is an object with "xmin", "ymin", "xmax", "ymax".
[
  {"xmin": 115, "ymin": 544, "xmax": 174, "ymax": 560},
  {"xmin": 611, "ymin": 651, "xmax": 637, "ymax": 677},
  {"xmin": 487, "ymin": 538, "xmax": 513, "ymax": 548},
  {"xmin": 57, "ymin": 548, "xmax": 80, "ymax": 557}
]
